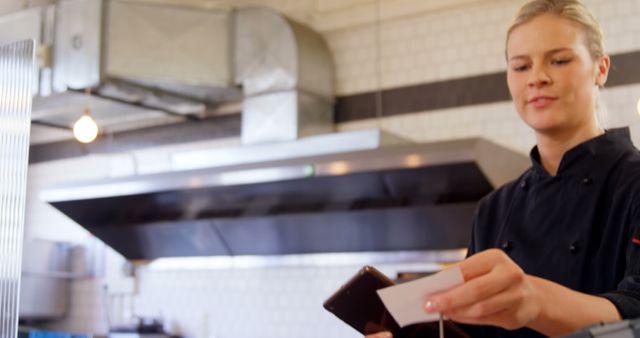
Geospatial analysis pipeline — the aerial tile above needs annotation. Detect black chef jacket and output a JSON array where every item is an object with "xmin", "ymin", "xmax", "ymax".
[{"xmin": 461, "ymin": 127, "xmax": 640, "ymax": 338}]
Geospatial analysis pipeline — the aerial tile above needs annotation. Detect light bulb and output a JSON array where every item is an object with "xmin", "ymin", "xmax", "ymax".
[
  {"xmin": 637, "ymin": 97, "xmax": 640, "ymax": 116},
  {"xmin": 73, "ymin": 113, "xmax": 99, "ymax": 143}
]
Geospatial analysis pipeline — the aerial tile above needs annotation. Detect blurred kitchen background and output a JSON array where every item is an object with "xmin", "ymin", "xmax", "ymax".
[{"xmin": 2, "ymin": 0, "xmax": 640, "ymax": 337}]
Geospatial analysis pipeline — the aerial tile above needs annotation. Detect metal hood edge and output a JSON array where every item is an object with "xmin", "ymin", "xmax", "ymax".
[{"xmin": 41, "ymin": 136, "xmax": 530, "ymax": 260}]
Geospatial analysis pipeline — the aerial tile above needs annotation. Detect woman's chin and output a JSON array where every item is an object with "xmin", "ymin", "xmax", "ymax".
[{"xmin": 524, "ymin": 119, "xmax": 564, "ymax": 134}]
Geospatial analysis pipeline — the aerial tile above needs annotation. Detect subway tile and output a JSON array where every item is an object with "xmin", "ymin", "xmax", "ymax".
[
  {"xmin": 619, "ymin": 35, "xmax": 636, "ymax": 53},
  {"xmin": 609, "ymin": 19, "xmax": 626, "ymax": 37},
  {"xmin": 616, "ymin": 0, "xmax": 634, "ymax": 17}
]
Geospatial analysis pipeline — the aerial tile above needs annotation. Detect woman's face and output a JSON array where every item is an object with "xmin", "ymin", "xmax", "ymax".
[{"xmin": 506, "ymin": 14, "xmax": 609, "ymax": 136}]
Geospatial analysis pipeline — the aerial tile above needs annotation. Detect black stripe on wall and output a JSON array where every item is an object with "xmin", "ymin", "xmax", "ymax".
[
  {"xmin": 607, "ymin": 51, "xmax": 640, "ymax": 87},
  {"xmin": 335, "ymin": 72, "xmax": 510, "ymax": 123},
  {"xmin": 335, "ymin": 50, "xmax": 640, "ymax": 123}
]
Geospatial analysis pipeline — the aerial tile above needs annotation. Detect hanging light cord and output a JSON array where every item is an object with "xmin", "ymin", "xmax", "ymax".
[
  {"xmin": 374, "ymin": 0, "xmax": 384, "ymax": 125},
  {"xmin": 85, "ymin": 87, "xmax": 91, "ymax": 114}
]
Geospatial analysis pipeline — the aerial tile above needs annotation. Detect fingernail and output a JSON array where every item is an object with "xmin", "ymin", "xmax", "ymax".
[
  {"xmin": 376, "ymin": 332, "xmax": 392, "ymax": 338},
  {"xmin": 424, "ymin": 299, "xmax": 438, "ymax": 313}
]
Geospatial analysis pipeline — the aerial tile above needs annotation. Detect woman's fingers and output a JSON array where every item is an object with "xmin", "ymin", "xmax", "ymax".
[
  {"xmin": 444, "ymin": 283, "xmax": 527, "ymax": 320},
  {"xmin": 364, "ymin": 331, "xmax": 392, "ymax": 338},
  {"xmin": 447, "ymin": 305, "xmax": 536, "ymax": 331},
  {"xmin": 421, "ymin": 249, "xmax": 542, "ymax": 331},
  {"xmin": 457, "ymin": 248, "xmax": 516, "ymax": 281},
  {"xmin": 417, "ymin": 248, "xmax": 544, "ymax": 331},
  {"xmin": 426, "ymin": 249, "xmax": 525, "ymax": 312},
  {"xmin": 445, "ymin": 308, "xmax": 515, "ymax": 329},
  {"xmin": 427, "ymin": 266, "xmax": 515, "ymax": 312}
]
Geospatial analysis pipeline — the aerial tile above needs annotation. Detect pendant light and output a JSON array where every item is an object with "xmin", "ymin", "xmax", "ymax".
[{"xmin": 73, "ymin": 89, "xmax": 99, "ymax": 143}]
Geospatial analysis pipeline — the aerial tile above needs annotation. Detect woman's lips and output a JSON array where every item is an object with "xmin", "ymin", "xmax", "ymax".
[{"xmin": 528, "ymin": 96, "xmax": 558, "ymax": 109}]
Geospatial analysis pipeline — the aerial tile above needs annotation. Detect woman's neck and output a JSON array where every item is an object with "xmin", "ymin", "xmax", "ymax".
[{"xmin": 536, "ymin": 125, "xmax": 604, "ymax": 176}]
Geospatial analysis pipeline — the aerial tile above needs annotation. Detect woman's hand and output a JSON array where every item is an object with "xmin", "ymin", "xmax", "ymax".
[
  {"xmin": 424, "ymin": 248, "xmax": 543, "ymax": 330},
  {"xmin": 364, "ymin": 248, "xmax": 619, "ymax": 336},
  {"xmin": 364, "ymin": 332, "xmax": 392, "ymax": 338},
  {"xmin": 422, "ymin": 248, "xmax": 621, "ymax": 335}
]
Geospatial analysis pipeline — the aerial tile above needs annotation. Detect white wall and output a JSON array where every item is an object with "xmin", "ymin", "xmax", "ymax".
[
  {"xmin": 0, "ymin": 0, "xmax": 50, "ymax": 17},
  {"xmin": 25, "ymin": 0, "xmax": 640, "ymax": 337}
]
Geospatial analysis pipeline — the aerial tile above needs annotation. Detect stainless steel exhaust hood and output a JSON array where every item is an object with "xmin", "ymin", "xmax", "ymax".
[{"xmin": 41, "ymin": 135, "xmax": 529, "ymax": 260}]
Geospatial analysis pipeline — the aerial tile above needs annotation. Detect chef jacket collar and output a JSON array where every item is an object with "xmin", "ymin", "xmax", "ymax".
[{"xmin": 529, "ymin": 127, "xmax": 634, "ymax": 178}]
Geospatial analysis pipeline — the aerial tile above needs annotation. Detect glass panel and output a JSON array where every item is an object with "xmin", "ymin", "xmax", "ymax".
[{"xmin": 0, "ymin": 39, "xmax": 35, "ymax": 338}]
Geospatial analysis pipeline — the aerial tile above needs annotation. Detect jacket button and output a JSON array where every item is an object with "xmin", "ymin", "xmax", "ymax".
[
  {"xmin": 501, "ymin": 241, "xmax": 513, "ymax": 252},
  {"xmin": 582, "ymin": 177, "xmax": 593, "ymax": 186},
  {"xmin": 569, "ymin": 243, "xmax": 579, "ymax": 253},
  {"xmin": 520, "ymin": 181, "xmax": 527, "ymax": 190}
]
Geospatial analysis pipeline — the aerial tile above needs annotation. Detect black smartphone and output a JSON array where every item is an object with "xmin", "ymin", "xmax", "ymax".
[{"xmin": 323, "ymin": 265, "xmax": 400, "ymax": 335}]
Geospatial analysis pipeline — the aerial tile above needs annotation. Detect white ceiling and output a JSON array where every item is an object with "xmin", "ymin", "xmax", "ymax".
[
  {"xmin": 116, "ymin": 0, "xmax": 485, "ymax": 32},
  {"xmin": 1, "ymin": 0, "xmax": 488, "ymax": 35}
]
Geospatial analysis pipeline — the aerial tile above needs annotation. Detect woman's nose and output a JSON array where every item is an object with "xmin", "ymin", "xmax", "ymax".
[{"xmin": 528, "ymin": 66, "xmax": 551, "ymax": 88}]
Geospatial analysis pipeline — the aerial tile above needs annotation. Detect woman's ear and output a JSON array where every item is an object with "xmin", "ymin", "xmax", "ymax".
[{"xmin": 596, "ymin": 55, "xmax": 611, "ymax": 87}]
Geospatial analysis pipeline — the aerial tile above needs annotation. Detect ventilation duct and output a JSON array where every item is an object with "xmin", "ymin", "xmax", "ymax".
[{"xmin": 21, "ymin": 0, "xmax": 334, "ymax": 139}]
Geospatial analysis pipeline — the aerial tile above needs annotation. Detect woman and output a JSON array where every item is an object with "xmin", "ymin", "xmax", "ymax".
[{"xmin": 368, "ymin": 0, "xmax": 640, "ymax": 337}]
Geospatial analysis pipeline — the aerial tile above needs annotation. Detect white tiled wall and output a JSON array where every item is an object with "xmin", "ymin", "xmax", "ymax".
[
  {"xmin": 130, "ymin": 262, "xmax": 446, "ymax": 338},
  {"xmin": 325, "ymin": 0, "xmax": 520, "ymax": 94},
  {"xmin": 326, "ymin": 0, "xmax": 640, "ymax": 95},
  {"xmin": 24, "ymin": 0, "xmax": 640, "ymax": 337}
]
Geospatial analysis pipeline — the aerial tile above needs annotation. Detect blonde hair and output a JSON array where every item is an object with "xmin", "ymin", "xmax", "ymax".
[
  {"xmin": 507, "ymin": 0, "xmax": 609, "ymax": 128},
  {"xmin": 507, "ymin": 0, "xmax": 604, "ymax": 61}
]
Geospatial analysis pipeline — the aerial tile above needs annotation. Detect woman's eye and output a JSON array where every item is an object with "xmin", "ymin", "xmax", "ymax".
[
  {"xmin": 551, "ymin": 59, "xmax": 571, "ymax": 65},
  {"xmin": 512, "ymin": 65, "xmax": 529, "ymax": 72}
]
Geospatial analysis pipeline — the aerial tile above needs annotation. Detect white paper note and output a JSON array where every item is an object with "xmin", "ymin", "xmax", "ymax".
[{"xmin": 376, "ymin": 267, "xmax": 464, "ymax": 327}]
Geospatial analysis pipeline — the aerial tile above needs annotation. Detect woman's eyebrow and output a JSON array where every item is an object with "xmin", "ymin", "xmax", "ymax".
[
  {"xmin": 545, "ymin": 47, "xmax": 574, "ymax": 55},
  {"xmin": 508, "ymin": 48, "xmax": 574, "ymax": 61},
  {"xmin": 508, "ymin": 55, "xmax": 526, "ymax": 61}
]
